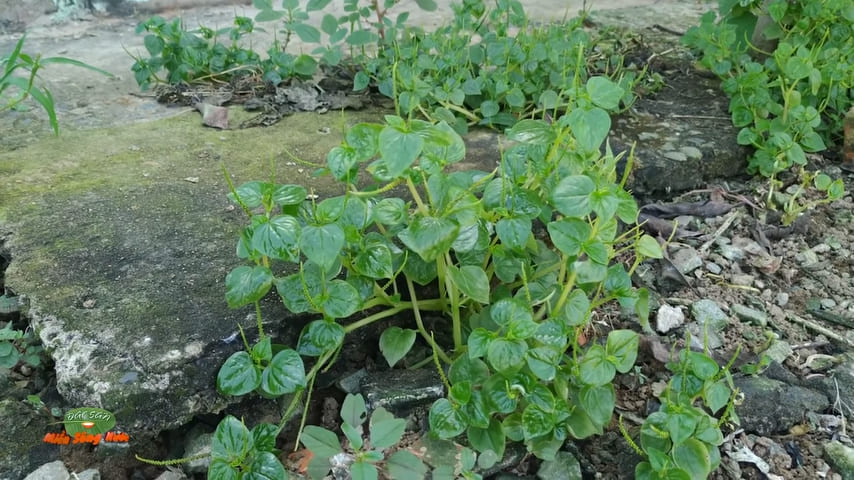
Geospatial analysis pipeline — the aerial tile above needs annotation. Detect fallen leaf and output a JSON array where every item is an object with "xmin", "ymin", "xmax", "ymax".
[
  {"xmin": 638, "ymin": 213, "xmax": 701, "ymax": 239},
  {"xmin": 286, "ymin": 449, "xmax": 314, "ymax": 474},
  {"xmin": 195, "ymin": 102, "xmax": 229, "ymax": 129},
  {"xmin": 640, "ymin": 200, "xmax": 734, "ymax": 219}
]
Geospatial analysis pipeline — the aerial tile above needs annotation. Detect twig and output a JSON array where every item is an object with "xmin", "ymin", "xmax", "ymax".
[
  {"xmin": 787, "ymin": 313, "xmax": 854, "ymax": 349},
  {"xmin": 807, "ymin": 305, "xmax": 854, "ymax": 329},
  {"xmin": 790, "ymin": 340, "xmax": 830, "ymax": 350},
  {"xmin": 669, "ymin": 114, "xmax": 731, "ymax": 120},
  {"xmin": 615, "ymin": 408, "xmax": 645, "ymax": 425},
  {"xmin": 645, "ymin": 48, "xmax": 675, "ymax": 64},
  {"xmin": 699, "ymin": 210, "xmax": 740, "ymax": 254},
  {"xmin": 651, "ymin": 24, "xmax": 685, "ymax": 36},
  {"xmin": 833, "ymin": 378, "xmax": 852, "ymax": 432}
]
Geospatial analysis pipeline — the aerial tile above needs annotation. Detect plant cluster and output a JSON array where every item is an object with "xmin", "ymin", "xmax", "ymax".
[
  {"xmin": 682, "ymin": 0, "xmax": 851, "ymax": 213},
  {"xmin": 362, "ymin": 0, "xmax": 641, "ymax": 131},
  {"xmin": 625, "ymin": 344, "xmax": 739, "ymax": 480},
  {"xmin": 2, "ymin": 34, "xmax": 112, "ymax": 134},
  {"xmin": 208, "ymin": 415, "xmax": 288, "ymax": 478},
  {"xmin": 131, "ymin": 15, "xmax": 263, "ymax": 90},
  {"xmin": 211, "ymin": 66, "xmax": 667, "ymax": 477},
  {"xmin": 126, "ymin": 2, "xmax": 736, "ymax": 477},
  {"xmin": 131, "ymin": 0, "xmax": 648, "ymax": 130},
  {"xmin": 0, "ymin": 321, "xmax": 43, "ymax": 370},
  {"xmin": 131, "ymin": 0, "xmax": 437, "ymax": 90},
  {"xmin": 300, "ymin": 393, "xmax": 426, "ymax": 479}
]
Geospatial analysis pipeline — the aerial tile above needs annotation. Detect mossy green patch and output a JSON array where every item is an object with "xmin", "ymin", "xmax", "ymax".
[{"xmin": 0, "ymin": 109, "xmax": 384, "ymax": 434}]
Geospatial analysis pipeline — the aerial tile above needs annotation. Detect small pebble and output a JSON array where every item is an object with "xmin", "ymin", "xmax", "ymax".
[
  {"xmin": 706, "ymin": 262, "xmax": 722, "ymax": 274},
  {"xmin": 730, "ymin": 274, "xmax": 754, "ymax": 287},
  {"xmin": 775, "ymin": 292, "xmax": 789, "ymax": 307},
  {"xmin": 820, "ymin": 298, "xmax": 837, "ymax": 309},
  {"xmin": 732, "ymin": 304, "xmax": 767, "ymax": 327},
  {"xmin": 663, "ymin": 151, "xmax": 687, "ymax": 162},
  {"xmin": 680, "ymin": 146, "xmax": 703, "ymax": 160},
  {"xmin": 719, "ymin": 244, "xmax": 744, "ymax": 262},
  {"xmin": 812, "ymin": 243, "xmax": 831, "ymax": 254},
  {"xmin": 796, "ymin": 249, "xmax": 819, "ymax": 266},
  {"xmin": 656, "ymin": 304, "xmax": 685, "ymax": 334}
]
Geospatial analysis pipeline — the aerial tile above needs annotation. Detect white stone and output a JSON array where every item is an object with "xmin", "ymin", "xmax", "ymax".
[
  {"xmin": 656, "ymin": 304, "xmax": 685, "ymax": 334},
  {"xmin": 24, "ymin": 461, "xmax": 69, "ymax": 480}
]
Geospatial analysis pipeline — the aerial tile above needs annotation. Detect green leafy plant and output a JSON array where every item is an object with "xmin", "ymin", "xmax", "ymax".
[
  {"xmin": 131, "ymin": 0, "xmax": 649, "ymax": 132},
  {"xmin": 214, "ymin": 68, "xmax": 663, "ymax": 475},
  {"xmin": 431, "ymin": 445, "xmax": 486, "ymax": 480},
  {"xmin": 625, "ymin": 344, "xmax": 739, "ymax": 480},
  {"xmin": 682, "ymin": 0, "xmax": 852, "ymax": 204},
  {"xmin": 0, "ymin": 322, "xmax": 43, "ymax": 370},
  {"xmin": 131, "ymin": 15, "xmax": 263, "ymax": 90},
  {"xmin": 131, "ymin": 0, "xmax": 438, "ymax": 89},
  {"xmin": 2, "ymin": 34, "xmax": 112, "ymax": 134},
  {"xmin": 300, "ymin": 393, "xmax": 426, "ymax": 480},
  {"xmin": 778, "ymin": 169, "xmax": 844, "ymax": 225},
  {"xmin": 738, "ymin": 352, "xmax": 770, "ymax": 375},
  {"xmin": 360, "ymin": 0, "xmax": 644, "ymax": 131},
  {"xmin": 207, "ymin": 416, "xmax": 287, "ymax": 479}
]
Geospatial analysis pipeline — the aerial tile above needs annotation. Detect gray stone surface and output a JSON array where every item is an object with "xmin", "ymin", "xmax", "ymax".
[
  {"xmin": 691, "ymin": 299, "xmax": 729, "ymax": 332},
  {"xmin": 182, "ymin": 428, "xmax": 214, "ymax": 475},
  {"xmin": 670, "ymin": 246, "xmax": 703, "ymax": 274},
  {"xmin": 360, "ymin": 368, "xmax": 444, "ymax": 417},
  {"xmin": 74, "ymin": 470, "xmax": 101, "ymax": 480},
  {"xmin": 824, "ymin": 441, "xmax": 854, "ymax": 480},
  {"xmin": 734, "ymin": 375, "xmax": 829, "ymax": 436},
  {"xmin": 154, "ymin": 470, "xmax": 189, "ymax": 480},
  {"xmin": 686, "ymin": 323, "xmax": 723, "ymax": 350},
  {"xmin": 23, "ymin": 461, "xmax": 68, "ymax": 480},
  {"xmin": 732, "ymin": 304, "xmax": 768, "ymax": 326},
  {"xmin": 609, "ymin": 82, "xmax": 748, "ymax": 194},
  {"xmin": 761, "ymin": 340, "xmax": 793, "ymax": 364},
  {"xmin": 1, "ymin": 112, "xmax": 360, "ymax": 436},
  {"xmin": 805, "ymin": 355, "xmax": 854, "ymax": 424}
]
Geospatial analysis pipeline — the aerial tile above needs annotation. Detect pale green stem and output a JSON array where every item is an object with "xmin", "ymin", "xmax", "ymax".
[{"xmin": 406, "ymin": 278, "xmax": 453, "ymax": 364}]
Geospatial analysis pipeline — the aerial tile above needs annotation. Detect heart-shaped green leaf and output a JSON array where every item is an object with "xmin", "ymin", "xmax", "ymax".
[
  {"xmin": 379, "ymin": 327, "xmax": 417, "ymax": 367},
  {"xmin": 379, "ymin": 125, "xmax": 424, "ymax": 177},
  {"xmin": 217, "ymin": 352, "xmax": 262, "ymax": 396},
  {"xmin": 261, "ymin": 349, "xmax": 306, "ymax": 396},
  {"xmin": 429, "ymin": 398, "xmax": 467, "ymax": 438},
  {"xmin": 251, "ymin": 215, "xmax": 300, "ymax": 262},
  {"xmin": 211, "ymin": 415, "xmax": 253, "ymax": 462},
  {"xmin": 321, "ymin": 279, "xmax": 361, "ymax": 319},
  {"xmin": 398, "ymin": 216, "xmax": 458, "ymax": 262},
  {"xmin": 225, "ymin": 265, "xmax": 273, "ymax": 308},
  {"xmin": 551, "ymin": 175, "xmax": 594, "ymax": 218},
  {"xmin": 300, "ymin": 224, "xmax": 345, "ymax": 273},
  {"xmin": 448, "ymin": 265, "xmax": 490, "ymax": 304}
]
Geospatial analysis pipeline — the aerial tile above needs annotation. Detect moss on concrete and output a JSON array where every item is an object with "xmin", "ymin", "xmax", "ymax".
[{"xmin": 0, "ymin": 109, "xmax": 383, "ymax": 434}]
